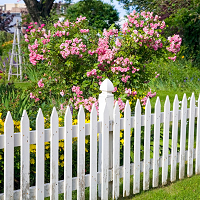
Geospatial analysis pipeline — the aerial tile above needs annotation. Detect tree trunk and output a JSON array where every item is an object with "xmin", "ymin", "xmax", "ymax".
[{"xmin": 23, "ymin": 0, "xmax": 54, "ymax": 26}]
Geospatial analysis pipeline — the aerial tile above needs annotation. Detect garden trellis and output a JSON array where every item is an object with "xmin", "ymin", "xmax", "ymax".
[
  {"xmin": 0, "ymin": 78, "xmax": 200, "ymax": 199},
  {"xmin": 8, "ymin": 19, "xmax": 22, "ymax": 81}
]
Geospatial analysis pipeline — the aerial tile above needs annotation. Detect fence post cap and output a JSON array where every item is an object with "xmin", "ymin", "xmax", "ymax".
[{"xmin": 100, "ymin": 79, "xmax": 114, "ymax": 93}]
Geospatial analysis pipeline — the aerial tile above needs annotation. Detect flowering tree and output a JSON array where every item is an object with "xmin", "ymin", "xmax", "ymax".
[{"xmin": 22, "ymin": 11, "xmax": 181, "ymax": 115}]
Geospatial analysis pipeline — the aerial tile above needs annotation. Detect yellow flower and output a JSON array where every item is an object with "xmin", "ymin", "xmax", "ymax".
[
  {"xmin": 120, "ymin": 139, "xmax": 124, "ymax": 145},
  {"xmin": 85, "ymin": 139, "xmax": 89, "ymax": 144},
  {"xmin": 59, "ymin": 141, "xmax": 64, "ymax": 148},
  {"xmin": 129, "ymin": 101, "xmax": 132, "ymax": 105},
  {"xmin": 182, "ymin": 56, "xmax": 184, "ymax": 58},
  {"xmin": 30, "ymin": 158, "xmax": 35, "ymax": 164},
  {"xmin": 0, "ymin": 155, "xmax": 2, "ymax": 160},
  {"xmin": 45, "ymin": 153, "xmax": 50, "ymax": 159},
  {"xmin": 85, "ymin": 148, "xmax": 88, "ymax": 152},
  {"xmin": 60, "ymin": 154, "xmax": 64, "ymax": 160},
  {"xmin": 120, "ymin": 131, "xmax": 123, "ymax": 138},
  {"xmin": 60, "ymin": 161, "xmax": 64, "ymax": 167},
  {"xmin": 73, "ymin": 119, "xmax": 78, "ymax": 125}
]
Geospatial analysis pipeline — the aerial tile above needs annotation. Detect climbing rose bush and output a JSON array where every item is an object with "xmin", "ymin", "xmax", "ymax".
[{"xmin": 22, "ymin": 11, "xmax": 181, "ymax": 114}]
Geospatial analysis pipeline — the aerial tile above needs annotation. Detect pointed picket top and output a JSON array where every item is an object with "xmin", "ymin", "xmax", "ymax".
[
  {"xmin": 146, "ymin": 97, "xmax": 151, "ymax": 108},
  {"xmin": 65, "ymin": 106, "xmax": 72, "ymax": 120},
  {"xmin": 50, "ymin": 107, "xmax": 58, "ymax": 121},
  {"xmin": 21, "ymin": 110, "xmax": 28, "ymax": 123},
  {"xmin": 36, "ymin": 108, "xmax": 44, "ymax": 121},
  {"xmin": 114, "ymin": 101, "xmax": 120, "ymax": 113},
  {"xmin": 100, "ymin": 78, "xmax": 114, "ymax": 93},
  {"xmin": 155, "ymin": 96, "xmax": 160, "ymax": 106},
  {"xmin": 164, "ymin": 96, "xmax": 170, "ymax": 108},
  {"xmin": 78, "ymin": 105, "xmax": 85, "ymax": 118},
  {"xmin": 20, "ymin": 110, "xmax": 29, "ymax": 134},
  {"xmin": 181, "ymin": 93, "xmax": 187, "ymax": 112},
  {"xmin": 125, "ymin": 100, "xmax": 131, "ymax": 112},
  {"xmin": 182, "ymin": 93, "xmax": 186, "ymax": 101},
  {"xmin": 5, "ymin": 111, "xmax": 13, "ymax": 125},
  {"xmin": 190, "ymin": 92, "xmax": 195, "ymax": 106},
  {"xmin": 173, "ymin": 94, "xmax": 179, "ymax": 107},
  {"xmin": 91, "ymin": 104, "xmax": 97, "ymax": 117},
  {"xmin": 135, "ymin": 99, "xmax": 141, "ymax": 113}
]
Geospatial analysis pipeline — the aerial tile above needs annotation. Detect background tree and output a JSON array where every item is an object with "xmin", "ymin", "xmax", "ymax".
[
  {"xmin": 23, "ymin": 0, "xmax": 71, "ymax": 26},
  {"xmin": 65, "ymin": 0, "xmax": 119, "ymax": 30}
]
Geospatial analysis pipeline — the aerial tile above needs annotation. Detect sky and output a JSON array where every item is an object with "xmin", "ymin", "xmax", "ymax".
[{"xmin": 1, "ymin": 0, "xmax": 128, "ymax": 18}]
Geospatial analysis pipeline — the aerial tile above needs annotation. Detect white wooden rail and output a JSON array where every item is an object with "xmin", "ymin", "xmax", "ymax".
[{"xmin": 0, "ymin": 79, "xmax": 199, "ymax": 199}]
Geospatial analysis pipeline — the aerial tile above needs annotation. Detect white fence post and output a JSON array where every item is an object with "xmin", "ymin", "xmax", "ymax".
[{"xmin": 98, "ymin": 79, "xmax": 114, "ymax": 198}]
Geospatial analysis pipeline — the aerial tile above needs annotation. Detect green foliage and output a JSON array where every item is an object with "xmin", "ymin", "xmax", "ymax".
[
  {"xmin": 0, "ymin": 82, "xmax": 35, "ymax": 121},
  {"xmin": 164, "ymin": 1, "xmax": 200, "ymax": 65},
  {"xmin": 148, "ymin": 58, "xmax": 200, "ymax": 91},
  {"xmin": 0, "ymin": 31, "xmax": 13, "ymax": 56},
  {"xmin": 65, "ymin": 0, "xmax": 119, "ymax": 30}
]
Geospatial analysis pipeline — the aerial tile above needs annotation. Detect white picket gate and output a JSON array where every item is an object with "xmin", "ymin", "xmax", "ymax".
[{"xmin": 0, "ymin": 78, "xmax": 200, "ymax": 199}]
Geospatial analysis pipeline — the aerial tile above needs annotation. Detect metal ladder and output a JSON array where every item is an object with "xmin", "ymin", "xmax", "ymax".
[{"xmin": 8, "ymin": 19, "xmax": 22, "ymax": 81}]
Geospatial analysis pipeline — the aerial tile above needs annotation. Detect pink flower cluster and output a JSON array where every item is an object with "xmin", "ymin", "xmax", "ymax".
[
  {"xmin": 122, "ymin": 10, "xmax": 167, "ymax": 52},
  {"xmin": 70, "ymin": 86, "xmax": 99, "ymax": 113},
  {"xmin": 60, "ymin": 38, "xmax": 86, "ymax": 58},
  {"xmin": 80, "ymin": 29, "xmax": 89, "ymax": 33},
  {"xmin": 167, "ymin": 35, "xmax": 182, "ymax": 54},
  {"xmin": 30, "ymin": 93, "xmax": 40, "ymax": 102},
  {"xmin": 112, "ymin": 87, "xmax": 117, "ymax": 92},
  {"xmin": 72, "ymin": 86, "xmax": 83, "ymax": 97},
  {"xmin": 121, "ymin": 75, "xmax": 130, "ymax": 83},
  {"xmin": 60, "ymin": 90, "xmax": 65, "ymax": 97},
  {"xmin": 28, "ymin": 40, "xmax": 45, "ymax": 65},
  {"xmin": 125, "ymin": 88, "xmax": 137, "ymax": 96},
  {"xmin": 114, "ymin": 98, "xmax": 126, "ymax": 112},
  {"xmin": 155, "ymin": 72, "xmax": 160, "ymax": 78},
  {"xmin": 76, "ymin": 16, "xmax": 87, "ymax": 23},
  {"xmin": 141, "ymin": 90, "xmax": 156, "ymax": 105},
  {"xmin": 87, "ymin": 69, "xmax": 97, "ymax": 77},
  {"xmin": 38, "ymin": 79, "xmax": 44, "ymax": 88},
  {"xmin": 74, "ymin": 97, "xmax": 98, "ymax": 113}
]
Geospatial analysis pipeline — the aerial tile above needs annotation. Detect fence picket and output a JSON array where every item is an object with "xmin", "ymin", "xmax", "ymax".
[
  {"xmin": 196, "ymin": 94, "xmax": 200, "ymax": 174},
  {"xmin": 101, "ymin": 103, "xmax": 109, "ymax": 200},
  {"xmin": 77, "ymin": 106, "xmax": 85, "ymax": 199},
  {"xmin": 162, "ymin": 96, "xmax": 170, "ymax": 185},
  {"xmin": 90, "ymin": 105, "xmax": 97, "ymax": 200},
  {"xmin": 50, "ymin": 107, "xmax": 59, "ymax": 199},
  {"xmin": 153, "ymin": 97, "xmax": 161, "ymax": 187},
  {"xmin": 36, "ymin": 108, "xmax": 45, "ymax": 199},
  {"xmin": 20, "ymin": 110, "xmax": 30, "ymax": 199},
  {"xmin": 123, "ymin": 101, "xmax": 131, "ymax": 197},
  {"xmin": 188, "ymin": 93, "xmax": 195, "ymax": 177},
  {"xmin": 171, "ymin": 95, "xmax": 179, "ymax": 182},
  {"xmin": 143, "ymin": 98, "xmax": 151, "ymax": 190},
  {"xmin": 113, "ymin": 102, "xmax": 120, "ymax": 199},
  {"xmin": 179, "ymin": 94, "xmax": 187, "ymax": 179},
  {"xmin": 4, "ymin": 111, "xmax": 14, "ymax": 200},
  {"xmin": 64, "ymin": 106, "xmax": 72, "ymax": 200},
  {"xmin": 133, "ymin": 99, "xmax": 141, "ymax": 194}
]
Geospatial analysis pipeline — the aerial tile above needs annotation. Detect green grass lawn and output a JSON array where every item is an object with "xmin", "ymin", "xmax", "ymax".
[{"xmin": 122, "ymin": 175, "xmax": 200, "ymax": 200}]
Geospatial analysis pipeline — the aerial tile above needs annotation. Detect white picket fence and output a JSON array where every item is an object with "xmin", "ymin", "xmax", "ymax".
[{"xmin": 0, "ymin": 78, "xmax": 200, "ymax": 199}]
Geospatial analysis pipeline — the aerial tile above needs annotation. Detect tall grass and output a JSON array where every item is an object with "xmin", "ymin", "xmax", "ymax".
[{"xmin": 148, "ymin": 58, "xmax": 200, "ymax": 92}]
